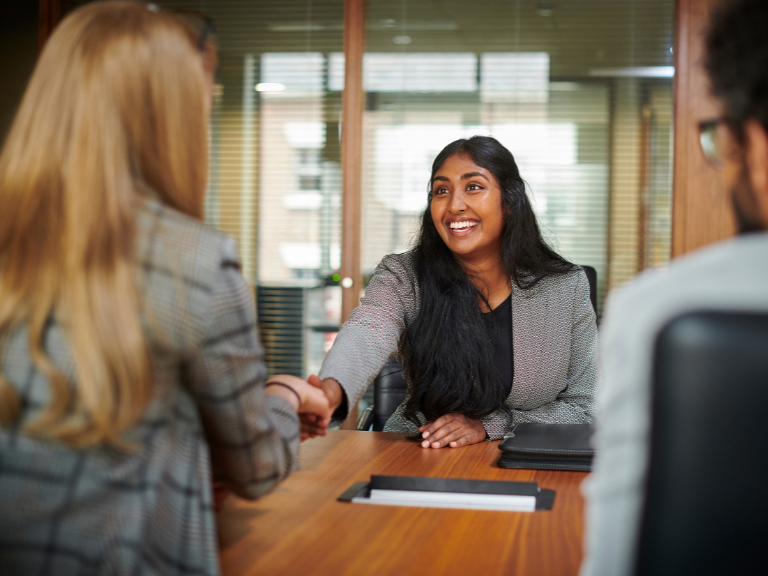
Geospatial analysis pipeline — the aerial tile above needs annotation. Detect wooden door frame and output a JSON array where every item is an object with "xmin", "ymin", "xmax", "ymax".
[
  {"xmin": 39, "ymin": 0, "xmax": 65, "ymax": 53},
  {"xmin": 339, "ymin": 0, "xmax": 366, "ymax": 428},
  {"xmin": 340, "ymin": 0, "xmax": 365, "ymax": 325},
  {"xmin": 672, "ymin": 0, "xmax": 734, "ymax": 257}
]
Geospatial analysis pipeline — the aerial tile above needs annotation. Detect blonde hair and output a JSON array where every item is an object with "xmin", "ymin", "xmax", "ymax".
[{"xmin": 0, "ymin": 1, "xmax": 212, "ymax": 447}]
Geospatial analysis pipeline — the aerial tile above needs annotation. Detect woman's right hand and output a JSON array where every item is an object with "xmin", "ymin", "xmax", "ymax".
[
  {"xmin": 300, "ymin": 375, "xmax": 345, "ymax": 440},
  {"xmin": 265, "ymin": 375, "xmax": 332, "ymax": 437}
]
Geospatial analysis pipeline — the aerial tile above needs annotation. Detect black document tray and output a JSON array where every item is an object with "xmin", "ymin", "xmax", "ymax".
[
  {"xmin": 497, "ymin": 423, "xmax": 595, "ymax": 472},
  {"xmin": 338, "ymin": 475, "xmax": 556, "ymax": 510}
]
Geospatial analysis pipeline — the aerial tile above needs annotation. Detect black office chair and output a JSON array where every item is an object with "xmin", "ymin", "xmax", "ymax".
[
  {"xmin": 356, "ymin": 265, "xmax": 599, "ymax": 431},
  {"xmin": 581, "ymin": 264, "xmax": 597, "ymax": 316},
  {"xmin": 635, "ymin": 311, "xmax": 768, "ymax": 576},
  {"xmin": 353, "ymin": 357, "xmax": 407, "ymax": 431}
]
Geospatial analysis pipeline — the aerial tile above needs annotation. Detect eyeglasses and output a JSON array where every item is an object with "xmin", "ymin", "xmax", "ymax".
[
  {"xmin": 697, "ymin": 117, "xmax": 729, "ymax": 168},
  {"xmin": 147, "ymin": 5, "xmax": 215, "ymax": 52}
]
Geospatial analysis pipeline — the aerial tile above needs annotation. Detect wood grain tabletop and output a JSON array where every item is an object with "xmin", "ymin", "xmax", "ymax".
[{"xmin": 217, "ymin": 430, "xmax": 588, "ymax": 576}]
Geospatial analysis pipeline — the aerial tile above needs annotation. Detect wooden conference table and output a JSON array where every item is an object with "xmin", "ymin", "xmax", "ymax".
[{"xmin": 217, "ymin": 431, "xmax": 588, "ymax": 576}]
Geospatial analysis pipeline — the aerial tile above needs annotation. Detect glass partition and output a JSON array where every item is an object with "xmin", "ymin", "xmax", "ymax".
[
  {"xmin": 359, "ymin": 0, "xmax": 675, "ymax": 316},
  {"xmin": 97, "ymin": 0, "xmax": 349, "ymax": 378},
  {"xmin": 67, "ymin": 0, "xmax": 675, "ymax": 389}
]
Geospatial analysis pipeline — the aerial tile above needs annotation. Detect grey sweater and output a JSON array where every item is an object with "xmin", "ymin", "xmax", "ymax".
[
  {"xmin": 582, "ymin": 234, "xmax": 768, "ymax": 576},
  {"xmin": 319, "ymin": 251, "xmax": 599, "ymax": 440}
]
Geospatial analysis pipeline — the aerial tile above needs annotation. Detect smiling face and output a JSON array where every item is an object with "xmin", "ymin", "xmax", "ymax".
[{"xmin": 429, "ymin": 153, "xmax": 506, "ymax": 264}]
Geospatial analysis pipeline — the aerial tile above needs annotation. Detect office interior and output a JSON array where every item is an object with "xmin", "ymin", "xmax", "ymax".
[
  {"xmin": 0, "ymin": 0, "xmax": 753, "ymax": 574},
  {"xmin": 3, "ymin": 0, "xmax": 725, "ymax": 426}
]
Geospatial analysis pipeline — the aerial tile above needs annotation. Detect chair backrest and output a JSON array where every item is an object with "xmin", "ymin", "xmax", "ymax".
[
  {"xmin": 581, "ymin": 265, "xmax": 598, "ymax": 315},
  {"xmin": 371, "ymin": 357, "xmax": 408, "ymax": 431},
  {"xmin": 636, "ymin": 311, "xmax": 768, "ymax": 576},
  {"xmin": 368, "ymin": 265, "xmax": 598, "ymax": 431}
]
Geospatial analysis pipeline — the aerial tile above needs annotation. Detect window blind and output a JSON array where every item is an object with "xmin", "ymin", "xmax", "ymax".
[
  {"xmin": 71, "ymin": 0, "xmax": 347, "ymax": 378},
  {"xmin": 67, "ymin": 0, "xmax": 674, "ymax": 384}
]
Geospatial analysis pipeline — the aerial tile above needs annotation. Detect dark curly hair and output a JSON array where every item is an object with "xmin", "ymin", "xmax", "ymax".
[
  {"xmin": 705, "ymin": 0, "xmax": 768, "ymax": 137},
  {"xmin": 401, "ymin": 136, "xmax": 575, "ymax": 426}
]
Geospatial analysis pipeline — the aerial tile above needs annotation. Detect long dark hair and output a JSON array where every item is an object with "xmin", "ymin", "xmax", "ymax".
[{"xmin": 401, "ymin": 135, "xmax": 575, "ymax": 426}]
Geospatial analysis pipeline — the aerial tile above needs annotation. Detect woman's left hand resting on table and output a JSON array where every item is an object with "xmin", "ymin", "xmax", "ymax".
[{"xmin": 419, "ymin": 413, "xmax": 488, "ymax": 448}]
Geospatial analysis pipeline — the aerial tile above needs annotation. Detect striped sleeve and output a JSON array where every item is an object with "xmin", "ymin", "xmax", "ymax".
[{"xmin": 184, "ymin": 256, "xmax": 300, "ymax": 500}]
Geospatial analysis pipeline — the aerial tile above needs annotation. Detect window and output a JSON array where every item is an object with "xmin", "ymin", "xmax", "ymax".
[
  {"xmin": 129, "ymin": 0, "xmax": 347, "ymax": 378},
  {"xmin": 360, "ymin": 0, "xmax": 675, "ymax": 316},
  {"xmin": 67, "ymin": 0, "xmax": 675, "ymax": 388}
]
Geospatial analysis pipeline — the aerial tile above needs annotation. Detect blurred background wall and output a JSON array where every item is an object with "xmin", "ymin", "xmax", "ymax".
[{"xmin": 0, "ymin": 0, "xmax": 38, "ymax": 142}]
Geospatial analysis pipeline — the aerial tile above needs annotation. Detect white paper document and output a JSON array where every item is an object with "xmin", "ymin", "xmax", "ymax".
[{"xmin": 352, "ymin": 488, "xmax": 536, "ymax": 512}]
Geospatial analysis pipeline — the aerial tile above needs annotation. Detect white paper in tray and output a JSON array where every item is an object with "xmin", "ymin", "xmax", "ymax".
[{"xmin": 352, "ymin": 488, "xmax": 536, "ymax": 512}]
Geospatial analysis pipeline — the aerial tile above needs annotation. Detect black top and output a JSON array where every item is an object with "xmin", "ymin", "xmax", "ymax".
[{"xmin": 484, "ymin": 293, "xmax": 514, "ymax": 398}]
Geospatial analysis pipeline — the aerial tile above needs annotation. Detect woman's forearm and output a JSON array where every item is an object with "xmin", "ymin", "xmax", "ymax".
[{"xmin": 320, "ymin": 378, "xmax": 345, "ymax": 413}]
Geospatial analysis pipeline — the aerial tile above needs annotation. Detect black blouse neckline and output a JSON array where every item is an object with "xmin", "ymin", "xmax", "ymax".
[
  {"xmin": 483, "ymin": 292, "xmax": 514, "ymax": 398},
  {"xmin": 486, "ymin": 292, "xmax": 512, "ymax": 315}
]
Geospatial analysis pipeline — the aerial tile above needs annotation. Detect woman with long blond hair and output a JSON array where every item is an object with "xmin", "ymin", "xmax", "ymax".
[{"xmin": 0, "ymin": 2, "xmax": 330, "ymax": 573}]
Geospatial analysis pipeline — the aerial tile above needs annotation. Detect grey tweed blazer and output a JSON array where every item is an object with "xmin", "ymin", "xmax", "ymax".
[
  {"xmin": 0, "ymin": 198, "xmax": 299, "ymax": 576},
  {"xmin": 319, "ymin": 251, "xmax": 598, "ymax": 440}
]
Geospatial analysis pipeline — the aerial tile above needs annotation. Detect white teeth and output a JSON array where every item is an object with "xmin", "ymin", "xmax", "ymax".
[{"xmin": 450, "ymin": 221, "xmax": 477, "ymax": 230}]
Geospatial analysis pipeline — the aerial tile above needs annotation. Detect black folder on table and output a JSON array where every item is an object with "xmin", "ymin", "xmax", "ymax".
[
  {"xmin": 338, "ymin": 475, "xmax": 556, "ymax": 510},
  {"xmin": 497, "ymin": 423, "xmax": 595, "ymax": 472}
]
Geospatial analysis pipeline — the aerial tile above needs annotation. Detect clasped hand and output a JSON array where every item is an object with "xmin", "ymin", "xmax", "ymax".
[
  {"xmin": 418, "ymin": 413, "xmax": 487, "ymax": 449},
  {"xmin": 268, "ymin": 375, "xmax": 488, "ymax": 449},
  {"xmin": 264, "ymin": 374, "xmax": 334, "ymax": 441},
  {"xmin": 300, "ymin": 375, "xmax": 342, "ymax": 441},
  {"xmin": 265, "ymin": 375, "xmax": 344, "ymax": 441},
  {"xmin": 217, "ymin": 375, "xmax": 334, "ymax": 510}
]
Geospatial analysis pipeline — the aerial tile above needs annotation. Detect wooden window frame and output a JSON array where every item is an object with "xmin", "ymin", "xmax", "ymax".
[
  {"xmin": 340, "ymin": 0, "xmax": 365, "ymax": 324},
  {"xmin": 672, "ymin": 0, "xmax": 735, "ymax": 256}
]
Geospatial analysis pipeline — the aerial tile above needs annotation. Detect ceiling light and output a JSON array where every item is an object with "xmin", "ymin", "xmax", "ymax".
[
  {"xmin": 255, "ymin": 82, "xmax": 286, "ymax": 92},
  {"xmin": 589, "ymin": 66, "xmax": 674, "ymax": 78}
]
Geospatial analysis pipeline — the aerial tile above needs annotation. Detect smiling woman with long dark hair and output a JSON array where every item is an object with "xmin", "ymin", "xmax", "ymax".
[{"xmin": 314, "ymin": 135, "xmax": 598, "ymax": 448}]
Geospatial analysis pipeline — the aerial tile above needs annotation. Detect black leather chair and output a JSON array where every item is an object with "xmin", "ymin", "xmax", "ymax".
[
  {"xmin": 356, "ymin": 265, "xmax": 598, "ymax": 431},
  {"xmin": 581, "ymin": 264, "xmax": 597, "ymax": 316},
  {"xmin": 635, "ymin": 311, "xmax": 768, "ymax": 576},
  {"xmin": 355, "ymin": 357, "xmax": 408, "ymax": 431}
]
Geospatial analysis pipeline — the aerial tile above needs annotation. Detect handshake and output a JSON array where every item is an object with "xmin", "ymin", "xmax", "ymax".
[
  {"xmin": 215, "ymin": 375, "xmax": 343, "ymax": 512},
  {"xmin": 264, "ymin": 374, "xmax": 345, "ymax": 441}
]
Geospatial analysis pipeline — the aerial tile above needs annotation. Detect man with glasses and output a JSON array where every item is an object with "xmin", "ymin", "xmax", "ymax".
[{"xmin": 581, "ymin": 0, "xmax": 768, "ymax": 574}]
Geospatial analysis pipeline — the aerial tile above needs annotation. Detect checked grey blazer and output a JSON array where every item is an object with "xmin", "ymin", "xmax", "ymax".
[
  {"xmin": 319, "ymin": 251, "xmax": 598, "ymax": 440},
  {"xmin": 0, "ymin": 198, "xmax": 299, "ymax": 576}
]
